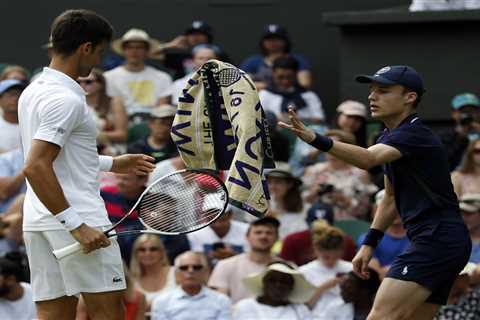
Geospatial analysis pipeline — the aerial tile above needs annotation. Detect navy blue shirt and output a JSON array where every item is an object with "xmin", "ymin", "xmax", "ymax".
[{"xmin": 377, "ymin": 114, "xmax": 461, "ymax": 233}]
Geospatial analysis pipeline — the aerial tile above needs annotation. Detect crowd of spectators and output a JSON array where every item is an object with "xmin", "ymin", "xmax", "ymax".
[{"xmin": 1, "ymin": 17, "xmax": 480, "ymax": 320}]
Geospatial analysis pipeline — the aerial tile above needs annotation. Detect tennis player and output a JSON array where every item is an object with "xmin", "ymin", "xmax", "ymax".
[
  {"xmin": 18, "ymin": 10, "xmax": 155, "ymax": 320},
  {"xmin": 279, "ymin": 65, "xmax": 471, "ymax": 320}
]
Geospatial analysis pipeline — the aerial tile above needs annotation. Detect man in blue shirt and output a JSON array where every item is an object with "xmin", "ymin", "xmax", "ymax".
[{"xmin": 279, "ymin": 65, "xmax": 471, "ymax": 320}]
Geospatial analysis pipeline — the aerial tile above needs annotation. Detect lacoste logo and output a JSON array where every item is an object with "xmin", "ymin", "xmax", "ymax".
[
  {"xmin": 401, "ymin": 266, "xmax": 408, "ymax": 275},
  {"xmin": 112, "ymin": 276, "xmax": 123, "ymax": 283}
]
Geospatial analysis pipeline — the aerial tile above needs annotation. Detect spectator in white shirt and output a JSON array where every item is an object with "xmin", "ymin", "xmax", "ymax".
[
  {"xmin": 0, "ymin": 256, "xmax": 37, "ymax": 320},
  {"xmin": 0, "ymin": 80, "xmax": 27, "ymax": 154},
  {"xmin": 234, "ymin": 261, "xmax": 314, "ymax": 319},
  {"xmin": 299, "ymin": 220, "xmax": 353, "ymax": 319},
  {"xmin": 0, "ymin": 148, "xmax": 25, "ymax": 213},
  {"xmin": 151, "ymin": 251, "xmax": 231, "ymax": 320},
  {"xmin": 105, "ymin": 28, "xmax": 173, "ymax": 117},
  {"xmin": 171, "ymin": 44, "xmax": 219, "ymax": 106},
  {"xmin": 208, "ymin": 217, "xmax": 280, "ymax": 303},
  {"xmin": 258, "ymin": 56, "xmax": 324, "ymax": 124},
  {"xmin": 188, "ymin": 205, "xmax": 249, "ymax": 262}
]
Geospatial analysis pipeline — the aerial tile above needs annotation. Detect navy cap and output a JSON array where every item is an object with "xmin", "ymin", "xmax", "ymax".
[
  {"xmin": 0, "ymin": 79, "xmax": 27, "ymax": 95},
  {"xmin": 185, "ymin": 20, "xmax": 212, "ymax": 36},
  {"xmin": 262, "ymin": 24, "xmax": 289, "ymax": 39},
  {"xmin": 355, "ymin": 65, "xmax": 425, "ymax": 96}
]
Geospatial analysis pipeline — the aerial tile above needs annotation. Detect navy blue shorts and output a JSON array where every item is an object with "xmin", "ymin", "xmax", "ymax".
[{"xmin": 386, "ymin": 221, "xmax": 471, "ymax": 305}]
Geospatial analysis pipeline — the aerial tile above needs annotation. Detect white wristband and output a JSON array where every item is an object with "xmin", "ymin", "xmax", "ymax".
[
  {"xmin": 99, "ymin": 155, "xmax": 114, "ymax": 172},
  {"xmin": 55, "ymin": 207, "xmax": 84, "ymax": 231}
]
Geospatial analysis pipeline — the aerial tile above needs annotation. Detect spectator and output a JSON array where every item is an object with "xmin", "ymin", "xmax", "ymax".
[
  {"xmin": 0, "ymin": 148, "xmax": 25, "ymax": 213},
  {"xmin": 171, "ymin": 44, "xmax": 218, "ymax": 105},
  {"xmin": 78, "ymin": 68, "xmax": 128, "ymax": 155},
  {"xmin": 0, "ymin": 256, "xmax": 36, "ymax": 320},
  {"xmin": 208, "ymin": 217, "xmax": 280, "ymax": 303},
  {"xmin": 241, "ymin": 24, "xmax": 312, "ymax": 90},
  {"xmin": 233, "ymin": 261, "xmax": 314, "ymax": 319},
  {"xmin": 334, "ymin": 100, "xmax": 368, "ymax": 148},
  {"xmin": 299, "ymin": 220, "xmax": 353, "ymax": 319},
  {"xmin": 259, "ymin": 56, "xmax": 324, "ymax": 124},
  {"xmin": 357, "ymin": 190, "xmax": 409, "ymax": 279},
  {"xmin": 0, "ymin": 65, "xmax": 29, "ymax": 82},
  {"xmin": 303, "ymin": 131, "xmax": 378, "ymax": 220},
  {"xmin": 151, "ymin": 251, "xmax": 231, "ymax": 320},
  {"xmin": 323, "ymin": 269, "xmax": 381, "ymax": 320},
  {"xmin": 187, "ymin": 205, "xmax": 249, "ymax": 262},
  {"xmin": 451, "ymin": 138, "xmax": 480, "ymax": 197},
  {"xmin": 105, "ymin": 28, "xmax": 173, "ymax": 117},
  {"xmin": 130, "ymin": 234, "xmax": 176, "ymax": 311},
  {"xmin": 127, "ymin": 105, "xmax": 178, "ymax": 163},
  {"xmin": 0, "ymin": 195, "xmax": 24, "ymax": 255},
  {"xmin": 0, "ymin": 80, "xmax": 26, "ymax": 153},
  {"xmin": 279, "ymin": 218, "xmax": 357, "ymax": 266},
  {"xmin": 459, "ymin": 193, "xmax": 480, "ymax": 263},
  {"xmin": 265, "ymin": 163, "xmax": 308, "ymax": 239},
  {"xmin": 434, "ymin": 262, "xmax": 480, "ymax": 320},
  {"xmin": 441, "ymin": 93, "xmax": 480, "ymax": 171}
]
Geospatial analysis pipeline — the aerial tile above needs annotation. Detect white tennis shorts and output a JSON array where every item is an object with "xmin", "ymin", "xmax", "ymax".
[{"xmin": 24, "ymin": 227, "xmax": 126, "ymax": 301}]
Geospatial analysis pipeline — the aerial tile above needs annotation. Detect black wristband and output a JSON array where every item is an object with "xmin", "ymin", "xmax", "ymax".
[
  {"xmin": 362, "ymin": 228, "xmax": 384, "ymax": 248},
  {"xmin": 309, "ymin": 133, "xmax": 333, "ymax": 152}
]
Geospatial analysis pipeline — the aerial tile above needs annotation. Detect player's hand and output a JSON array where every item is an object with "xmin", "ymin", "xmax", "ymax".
[
  {"xmin": 70, "ymin": 224, "xmax": 110, "ymax": 254},
  {"xmin": 352, "ymin": 245, "xmax": 374, "ymax": 279},
  {"xmin": 277, "ymin": 107, "xmax": 316, "ymax": 143},
  {"xmin": 111, "ymin": 154, "xmax": 156, "ymax": 176}
]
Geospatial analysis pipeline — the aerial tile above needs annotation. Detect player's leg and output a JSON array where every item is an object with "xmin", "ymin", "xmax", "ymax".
[
  {"xmin": 82, "ymin": 290, "xmax": 125, "ymax": 320},
  {"xmin": 367, "ymin": 277, "xmax": 432, "ymax": 320},
  {"xmin": 36, "ymin": 296, "xmax": 78, "ymax": 320}
]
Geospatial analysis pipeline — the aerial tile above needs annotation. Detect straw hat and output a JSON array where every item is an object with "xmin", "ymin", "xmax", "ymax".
[
  {"xmin": 337, "ymin": 100, "xmax": 368, "ymax": 119},
  {"xmin": 111, "ymin": 28, "xmax": 162, "ymax": 56},
  {"xmin": 242, "ymin": 262, "xmax": 315, "ymax": 304},
  {"xmin": 264, "ymin": 162, "xmax": 302, "ymax": 186}
]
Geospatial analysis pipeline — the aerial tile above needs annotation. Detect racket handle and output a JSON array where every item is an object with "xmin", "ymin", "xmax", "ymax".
[{"xmin": 53, "ymin": 242, "xmax": 83, "ymax": 260}]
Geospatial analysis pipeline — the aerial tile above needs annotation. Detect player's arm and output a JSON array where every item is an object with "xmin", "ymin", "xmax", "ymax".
[
  {"xmin": 278, "ymin": 107, "xmax": 402, "ymax": 169},
  {"xmin": 23, "ymin": 140, "xmax": 109, "ymax": 253},
  {"xmin": 370, "ymin": 175, "xmax": 397, "ymax": 232}
]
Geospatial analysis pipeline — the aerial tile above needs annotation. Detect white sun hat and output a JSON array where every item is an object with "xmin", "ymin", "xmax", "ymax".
[
  {"xmin": 242, "ymin": 262, "xmax": 315, "ymax": 304},
  {"xmin": 111, "ymin": 28, "xmax": 162, "ymax": 56}
]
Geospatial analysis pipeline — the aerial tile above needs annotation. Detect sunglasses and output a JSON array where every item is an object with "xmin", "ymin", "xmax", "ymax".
[
  {"xmin": 137, "ymin": 246, "xmax": 161, "ymax": 252},
  {"xmin": 178, "ymin": 264, "xmax": 204, "ymax": 272}
]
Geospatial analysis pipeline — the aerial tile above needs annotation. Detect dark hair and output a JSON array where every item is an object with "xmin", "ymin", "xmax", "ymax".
[
  {"xmin": 333, "ymin": 114, "xmax": 367, "ymax": 148},
  {"xmin": 402, "ymin": 87, "xmax": 422, "ymax": 108},
  {"xmin": 248, "ymin": 217, "xmax": 280, "ymax": 235},
  {"xmin": 349, "ymin": 269, "xmax": 380, "ymax": 297},
  {"xmin": 50, "ymin": 9, "xmax": 113, "ymax": 56},
  {"xmin": 272, "ymin": 56, "xmax": 299, "ymax": 72},
  {"xmin": 260, "ymin": 35, "xmax": 291, "ymax": 56},
  {"xmin": 0, "ymin": 256, "xmax": 24, "ymax": 281},
  {"xmin": 89, "ymin": 68, "xmax": 111, "ymax": 118}
]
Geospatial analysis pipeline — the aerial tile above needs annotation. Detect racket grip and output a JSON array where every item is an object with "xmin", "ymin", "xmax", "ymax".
[{"xmin": 53, "ymin": 242, "xmax": 83, "ymax": 260}]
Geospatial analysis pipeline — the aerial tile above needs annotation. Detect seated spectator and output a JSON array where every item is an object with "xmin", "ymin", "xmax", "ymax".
[
  {"xmin": 127, "ymin": 105, "xmax": 178, "ymax": 163},
  {"xmin": 171, "ymin": 44, "xmax": 218, "ymax": 105},
  {"xmin": 105, "ymin": 28, "xmax": 173, "ymax": 117},
  {"xmin": 303, "ymin": 131, "xmax": 378, "ymax": 220},
  {"xmin": 266, "ymin": 163, "xmax": 308, "ymax": 239},
  {"xmin": 234, "ymin": 261, "xmax": 314, "ymax": 319},
  {"xmin": 279, "ymin": 218, "xmax": 356, "ymax": 266},
  {"xmin": 441, "ymin": 93, "xmax": 480, "ymax": 171},
  {"xmin": 259, "ymin": 57, "xmax": 324, "ymax": 124},
  {"xmin": 0, "ymin": 256, "xmax": 36, "ymax": 320},
  {"xmin": 0, "ymin": 148, "xmax": 25, "ymax": 213},
  {"xmin": 357, "ymin": 190, "xmax": 409, "ymax": 278},
  {"xmin": 187, "ymin": 205, "xmax": 249, "ymax": 262},
  {"xmin": 241, "ymin": 24, "xmax": 312, "ymax": 90},
  {"xmin": 264, "ymin": 111, "xmax": 291, "ymax": 162},
  {"xmin": 148, "ymin": 156, "xmax": 186, "ymax": 185},
  {"xmin": 459, "ymin": 193, "xmax": 480, "ymax": 263},
  {"xmin": 0, "ymin": 65, "xmax": 29, "ymax": 82},
  {"xmin": 78, "ymin": 68, "xmax": 128, "ymax": 155},
  {"xmin": 130, "ymin": 234, "xmax": 176, "ymax": 311},
  {"xmin": 0, "ymin": 80, "xmax": 27, "ymax": 153},
  {"xmin": 434, "ymin": 262, "xmax": 480, "ymax": 320},
  {"xmin": 334, "ymin": 100, "xmax": 368, "ymax": 147},
  {"xmin": 299, "ymin": 220, "xmax": 353, "ymax": 319},
  {"xmin": 151, "ymin": 251, "xmax": 231, "ymax": 320},
  {"xmin": 323, "ymin": 269, "xmax": 381, "ymax": 320},
  {"xmin": 0, "ymin": 195, "xmax": 24, "ymax": 255},
  {"xmin": 208, "ymin": 217, "xmax": 280, "ymax": 303},
  {"xmin": 451, "ymin": 138, "xmax": 480, "ymax": 197}
]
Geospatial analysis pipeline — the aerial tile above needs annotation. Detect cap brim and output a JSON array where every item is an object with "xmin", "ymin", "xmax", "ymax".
[{"xmin": 355, "ymin": 75, "xmax": 397, "ymax": 85}]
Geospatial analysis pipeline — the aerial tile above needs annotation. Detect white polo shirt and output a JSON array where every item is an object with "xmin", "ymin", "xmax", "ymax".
[{"xmin": 18, "ymin": 67, "xmax": 111, "ymax": 231}]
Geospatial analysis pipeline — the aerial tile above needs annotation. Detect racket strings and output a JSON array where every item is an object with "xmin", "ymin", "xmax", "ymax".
[{"xmin": 138, "ymin": 171, "xmax": 227, "ymax": 233}]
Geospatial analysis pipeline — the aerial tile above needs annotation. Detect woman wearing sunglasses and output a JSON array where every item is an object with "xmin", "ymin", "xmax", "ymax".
[{"xmin": 451, "ymin": 138, "xmax": 480, "ymax": 198}]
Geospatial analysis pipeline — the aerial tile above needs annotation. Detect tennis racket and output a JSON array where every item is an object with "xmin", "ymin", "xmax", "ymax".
[{"xmin": 53, "ymin": 169, "xmax": 228, "ymax": 260}]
